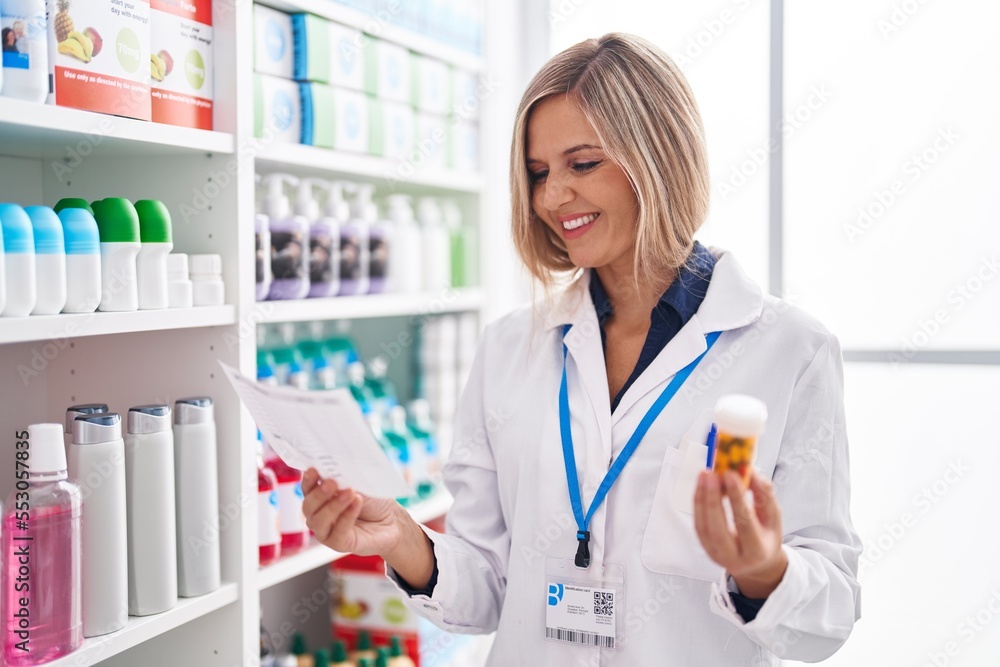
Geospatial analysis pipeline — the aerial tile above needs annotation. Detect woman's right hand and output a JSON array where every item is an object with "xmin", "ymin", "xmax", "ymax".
[{"xmin": 301, "ymin": 468, "xmax": 404, "ymax": 557}]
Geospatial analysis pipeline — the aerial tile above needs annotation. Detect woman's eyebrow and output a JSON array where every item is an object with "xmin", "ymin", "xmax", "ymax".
[{"xmin": 527, "ymin": 144, "xmax": 604, "ymax": 164}]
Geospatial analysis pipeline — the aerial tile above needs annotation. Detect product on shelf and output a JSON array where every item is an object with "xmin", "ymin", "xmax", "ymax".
[
  {"xmin": 0, "ymin": 203, "xmax": 36, "ymax": 317},
  {"xmin": 331, "ymin": 85, "xmax": 370, "ymax": 153},
  {"xmin": 414, "ymin": 112, "xmax": 448, "ymax": 171},
  {"xmin": 382, "ymin": 194, "xmax": 422, "ymax": 294},
  {"xmin": 92, "ymin": 198, "xmax": 141, "ymax": 312},
  {"xmin": 300, "ymin": 81, "xmax": 335, "ymax": 148},
  {"xmin": 69, "ymin": 411, "xmax": 128, "ymax": 637},
  {"xmin": 369, "ymin": 98, "xmax": 414, "ymax": 160},
  {"xmin": 2, "ymin": 423, "xmax": 83, "ymax": 665},
  {"xmin": 363, "ymin": 185, "xmax": 392, "ymax": 294},
  {"xmin": 1, "ymin": 0, "xmax": 48, "ymax": 102},
  {"xmin": 326, "ymin": 20, "xmax": 365, "ymax": 91},
  {"xmin": 330, "ymin": 640, "xmax": 351, "ymax": 667},
  {"xmin": 45, "ymin": 0, "xmax": 152, "ymax": 119},
  {"xmin": 57, "ymin": 206, "xmax": 102, "ymax": 313},
  {"xmin": 387, "ymin": 635, "xmax": 416, "ymax": 667},
  {"xmin": 442, "ymin": 199, "xmax": 477, "ymax": 289},
  {"xmin": 135, "ymin": 199, "xmax": 174, "ymax": 310},
  {"xmin": 255, "ymin": 72, "xmax": 303, "ymax": 143},
  {"xmin": 189, "ymin": 253, "xmax": 225, "ymax": 306},
  {"xmin": 53, "ymin": 197, "xmax": 93, "ymax": 214},
  {"xmin": 291, "ymin": 632, "xmax": 313, "ymax": 667},
  {"xmin": 294, "ymin": 178, "xmax": 340, "ymax": 298},
  {"xmin": 411, "ymin": 55, "xmax": 448, "ymax": 115},
  {"xmin": 350, "ymin": 629, "xmax": 377, "ymax": 664},
  {"xmin": 150, "ymin": 0, "xmax": 213, "ymax": 129},
  {"xmin": 262, "ymin": 173, "xmax": 311, "ymax": 300},
  {"xmin": 290, "ymin": 12, "xmax": 327, "ymax": 84},
  {"xmin": 448, "ymin": 119, "xmax": 479, "ymax": 172},
  {"xmin": 64, "ymin": 402, "xmax": 107, "ymax": 450},
  {"xmin": 26, "ymin": 205, "xmax": 67, "ymax": 315},
  {"xmin": 257, "ymin": 436, "xmax": 281, "ymax": 567},
  {"xmin": 173, "ymin": 396, "xmax": 221, "ymax": 597},
  {"xmin": 263, "ymin": 436, "xmax": 308, "ymax": 555},
  {"xmin": 338, "ymin": 181, "xmax": 371, "ymax": 296},
  {"xmin": 166, "ymin": 252, "xmax": 194, "ymax": 308},
  {"xmin": 416, "ymin": 197, "xmax": 450, "ymax": 292},
  {"xmin": 313, "ymin": 647, "xmax": 330, "ymax": 667},
  {"xmin": 253, "ymin": 4, "xmax": 293, "ymax": 78},
  {"xmin": 365, "ymin": 38, "xmax": 410, "ymax": 104},
  {"xmin": 124, "ymin": 404, "xmax": 179, "ymax": 616}
]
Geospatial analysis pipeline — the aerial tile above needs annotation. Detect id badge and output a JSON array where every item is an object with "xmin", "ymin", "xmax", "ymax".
[{"xmin": 544, "ymin": 557, "xmax": 625, "ymax": 650}]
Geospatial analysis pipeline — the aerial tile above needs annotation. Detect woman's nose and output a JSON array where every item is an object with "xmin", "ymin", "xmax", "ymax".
[{"xmin": 541, "ymin": 173, "xmax": 575, "ymax": 212}]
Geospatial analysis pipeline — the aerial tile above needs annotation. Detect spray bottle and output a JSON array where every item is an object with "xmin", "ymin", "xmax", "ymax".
[
  {"xmin": 263, "ymin": 173, "xmax": 311, "ymax": 300},
  {"xmin": 295, "ymin": 177, "xmax": 341, "ymax": 298},
  {"xmin": 337, "ymin": 181, "xmax": 370, "ymax": 296},
  {"xmin": 384, "ymin": 194, "xmax": 422, "ymax": 294},
  {"xmin": 255, "ymin": 173, "xmax": 273, "ymax": 301}
]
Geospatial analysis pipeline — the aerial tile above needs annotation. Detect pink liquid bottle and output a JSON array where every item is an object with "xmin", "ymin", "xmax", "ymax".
[
  {"xmin": 3, "ymin": 424, "xmax": 83, "ymax": 666},
  {"xmin": 257, "ymin": 440, "xmax": 281, "ymax": 568},
  {"xmin": 262, "ymin": 436, "xmax": 309, "ymax": 554}
]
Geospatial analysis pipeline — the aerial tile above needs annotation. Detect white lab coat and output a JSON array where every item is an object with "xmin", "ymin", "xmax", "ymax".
[{"xmin": 388, "ymin": 248, "xmax": 862, "ymax": 666}]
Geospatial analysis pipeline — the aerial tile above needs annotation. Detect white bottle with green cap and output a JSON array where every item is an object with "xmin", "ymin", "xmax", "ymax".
[
  {"xmin": 55, "ymin": 200, "xmax": 102, "ymax": 314},
  {"xmin": 92, "ymin": 198, "xmax": 141, "ymax": 312},
  {"xmin": 0, "ymin": 203, "xmax": 35, "ymax": 317},
  {"xmin": 134, "ymin": 200, "xmax": 174, "ymax": 310},
  {"xmin": 26, "ymin": 205, "xmax": 67, "ymax": 315}
]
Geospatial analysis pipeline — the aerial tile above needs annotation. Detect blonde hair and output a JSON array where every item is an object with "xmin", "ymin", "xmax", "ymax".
[{"xmin": 510, "ymin": 33, "xmax": 711, "ymax": 292}]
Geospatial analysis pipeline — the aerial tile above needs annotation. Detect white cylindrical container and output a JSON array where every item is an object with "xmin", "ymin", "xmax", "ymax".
[
  {"xmin": 0, "ymin": 203, "xmax": 36, "ymax": 317},
  {"xmin": 92, "ymin": 199, "xmax": 141, "ymax": 312},
  {"xmin": 384, "ymin": 194, "xmax": 422, "ymax": 294},
  {"xmin": 0, "ymin": 0, "xmax": 48, "ymax": 103},
  {"xmin": 125, "ymin": 405, "xmax": 178, "ymax": 616},
  {"xmin": 69, "ymin": 412, "xmax": 128, "ymax": 637},
  {"xmin": 26, "ymin": 205, "xmax": 67, "ymax": 315},
  {"xmin": 167, "ymin": 253, "xmax": 194, "ymax": 308},
  {"xmin": 173, "ymin": 397, "xmax": 221, "ymax": 597},
  {"xmin": 417, "ymin": 197, "xmax": 451, "ymax": 291},
  {"xmin": 58, "ymin": 207, "xmax": 102, "ymax": 313},
  {"xmin": 134, "ymin": 200, "xmax": 174, "ymax": 310},
  {"xmin": 189, "ymin": 254, "xmax": 225, "ymax": 306}
]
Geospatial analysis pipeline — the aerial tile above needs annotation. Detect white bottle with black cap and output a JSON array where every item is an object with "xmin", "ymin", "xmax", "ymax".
[
  {"xmin": 69, "ymin": 412, "xmax": 128, "ymax": 637},
  {"xmin": 173, "ymin": 397, "xmax": 221, "ymax": 597},
  {"xmin": 125, "ymin": 404, "xmax": 178, "ymax": 616},
  {"xmin": 64, "ymin": 403, "xmax": 108, "ymax": 452}
]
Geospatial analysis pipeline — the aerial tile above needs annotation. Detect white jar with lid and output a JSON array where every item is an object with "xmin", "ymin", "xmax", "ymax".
[
  {"xmin": 167, "ymin": 253, "xmax": 194, "ymax": 308},
  {"xmin": 189, "ymin": 253, "xmax": 225, "ymax": 306}
]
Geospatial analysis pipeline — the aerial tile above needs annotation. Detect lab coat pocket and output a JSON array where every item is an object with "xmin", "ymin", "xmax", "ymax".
[{"xmin": 641, "ymin": 447, "xmax": 725, "ymax": 583}]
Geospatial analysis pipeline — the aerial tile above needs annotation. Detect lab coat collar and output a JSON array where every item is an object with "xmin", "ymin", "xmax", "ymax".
[{"xmin": 544, "ymin": 247, "xmax": 764, "ymax": 426}]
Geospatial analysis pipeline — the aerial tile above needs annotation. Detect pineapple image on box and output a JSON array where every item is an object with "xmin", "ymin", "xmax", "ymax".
[{"xmin": 55, "ymin": 0, "xmax": 74, "ymax": 42}]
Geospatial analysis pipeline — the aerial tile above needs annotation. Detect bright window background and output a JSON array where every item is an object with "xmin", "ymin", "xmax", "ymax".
[
  {"xmin": 550, "ymin": 0, "xmax": 770, "ymax": 286},
  {"xmin": 548, "ymin": 1, "xmax": 1000, "ymax": 665},
  {"xmin": 784, "ymin": 1, "xmax": 1000, "ymax": 350}
]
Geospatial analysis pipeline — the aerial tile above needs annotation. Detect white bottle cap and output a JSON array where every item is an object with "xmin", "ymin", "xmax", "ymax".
[
  {"xmin": 175, "ymin": 397, "xmax": 214, "ymax": 425},
  {"xmin": 28, "ymin": 423, "xmax": 68, "ymax": 473},
  {"xmin": 73, "ymin": 412, "xmax": 123, "ymax": 445},
  {"xmin": 189, "ymin": 254, "xmax": 223, "ymax": 277},
  {"xmin": 65, "ymin": 403, "xmax": 109, "ymax": 435},
  {"xmin": 167, "ymin": 253, "xmax": 190, "ymax": 280},
  {"xmin": 714, "ymin": 394, "xmax": 768, "ymax": 438},
  {"xmin": 127, "ymin": 404, "xmax": 172, "ymax": 434}
]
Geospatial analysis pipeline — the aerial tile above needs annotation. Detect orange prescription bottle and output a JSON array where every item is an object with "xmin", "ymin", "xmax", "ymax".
[{"xmin": 712, "ymin": 394, "xmax": 768, "ymax": 489}]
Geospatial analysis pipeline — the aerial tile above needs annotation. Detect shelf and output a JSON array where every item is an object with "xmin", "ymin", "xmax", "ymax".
[
  {"xmin": 255, "ymin": 143, "xmax": 483, "ymax": 194},
  {"xmin": 47, "ymin": 583, "xmax": 239, "ymax": 667},
  {"xmin": 258, "ymin": 490, "xmax": 454, "ymax": 590},
  {"xmin": 255, "ymin": 0, "xmax": 484, "ymax": 72},
  {"xmin": 257, "ymin": 288, "xmax": 484, "ymax": 324},
  {"xmin": 0, "ymin": 306, "xmax": 238, "ymax": 345},
  {"xmin": 0, "ymin": 99, "xmax": 234, "ymax": 160}
]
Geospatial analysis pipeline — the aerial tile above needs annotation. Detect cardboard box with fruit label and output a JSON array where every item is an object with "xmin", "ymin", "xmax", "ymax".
[
  {"xmin": 46, "ymin": 0, "xmax": 152, "ymax": 120},
  {"xmin": 150, "ymin": 0, "xmax": 212, "ymax": 129}
]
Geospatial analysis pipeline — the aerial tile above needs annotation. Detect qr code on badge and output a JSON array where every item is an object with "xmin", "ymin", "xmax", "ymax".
[{"xmin": 594, "ymin": 591, "xmax": 614, "ymax": 616}]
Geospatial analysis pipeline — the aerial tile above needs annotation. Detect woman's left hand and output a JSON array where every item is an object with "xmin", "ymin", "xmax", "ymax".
[{"xmin": 693, "ymin": 469, "xmax": 788, "ymax": 599}]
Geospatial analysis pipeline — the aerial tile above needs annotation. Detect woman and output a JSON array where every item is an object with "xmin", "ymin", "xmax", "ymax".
[{"xmin": 303, "ymin": 33, "xmax": 861, "ymax": 665}]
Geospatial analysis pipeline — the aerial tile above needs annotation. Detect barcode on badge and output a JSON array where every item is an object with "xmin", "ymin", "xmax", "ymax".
[
  {"xmin": 594, "ymin": 591, "xmax": 614, "ymax": 616},
  {"xmin": 545, "ymin": 627, "xmax": 615, "ymax": 648}
]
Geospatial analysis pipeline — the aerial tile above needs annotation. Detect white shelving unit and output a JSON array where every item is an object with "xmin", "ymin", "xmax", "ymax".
[{"xmin": 0, "ymin": 0, "xmax": 525, "ymax": 664}]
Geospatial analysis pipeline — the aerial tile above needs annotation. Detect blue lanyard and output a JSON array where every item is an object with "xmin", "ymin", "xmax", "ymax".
[{"xmin": 559, "ymin": 325, "xmax": 722, "ymax": 568}]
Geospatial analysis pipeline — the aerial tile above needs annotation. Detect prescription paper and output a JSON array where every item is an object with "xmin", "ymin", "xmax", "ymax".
[{"xmin": 220, "ymin": 362, "xmax": 410, "ymax": 499}]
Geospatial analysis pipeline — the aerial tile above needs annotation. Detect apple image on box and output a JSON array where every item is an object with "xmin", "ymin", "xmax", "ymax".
[{"xmin": 85, "ymin": 27, "xmax": 102, "ymax": 56}]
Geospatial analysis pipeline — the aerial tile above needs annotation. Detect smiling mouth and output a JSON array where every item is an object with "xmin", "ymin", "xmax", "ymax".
[{"xmin": 561, "ymin": 212, "xmax": 600, "ymax": 230}]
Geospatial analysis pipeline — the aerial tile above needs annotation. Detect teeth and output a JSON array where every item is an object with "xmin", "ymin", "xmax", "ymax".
[{"xmin": 562, "ymin": 213, "xmax": 599, "ymax": 230}]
